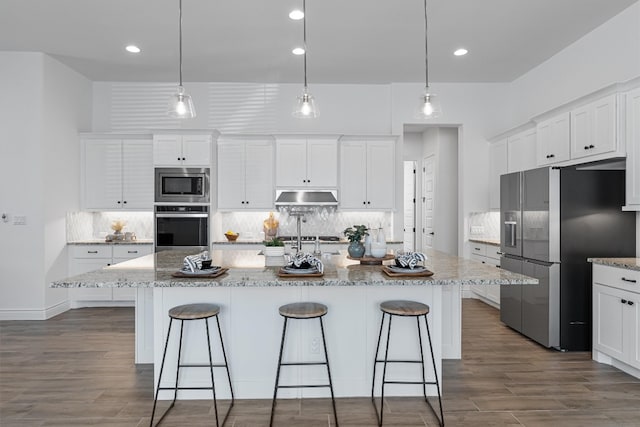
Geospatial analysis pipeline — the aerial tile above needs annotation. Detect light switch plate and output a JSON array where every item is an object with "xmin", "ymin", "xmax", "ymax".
[{"xmin": 13, "ymin": 215, "xmax": 26, "ymax": 225}]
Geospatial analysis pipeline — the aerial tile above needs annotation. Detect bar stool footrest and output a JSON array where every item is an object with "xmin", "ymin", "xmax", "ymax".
[
  {"xmin": 278, "ymin": 384, "xmax": 332, "ymax": 389},
  {"xmin": 280, "ymin": 361, "xmax": 328, "ymax": 366},
  {"xmin": 374, "ymin": 359, "xmax": 423, "ymax": 364}
]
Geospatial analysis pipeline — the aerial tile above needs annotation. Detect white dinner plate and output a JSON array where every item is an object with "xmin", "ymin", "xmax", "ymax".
[
  {"xmin": 282, "ymin": 266, "xmax": 318, "ymax": 274},
  {"xmin": 179, "ymin": 267, "xmax": 222, "ymax": 276},
  {"xmin": 387, "ymin": 265, "xmax": 428, "ymax": 274}
]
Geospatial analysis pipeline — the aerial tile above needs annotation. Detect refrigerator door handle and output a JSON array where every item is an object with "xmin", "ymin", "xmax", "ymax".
[{"xmin": 504, "ymin": 221, "xmax": 517, "ymax": 248}]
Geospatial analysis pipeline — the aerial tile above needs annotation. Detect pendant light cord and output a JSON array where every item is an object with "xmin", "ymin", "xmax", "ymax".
[
  {"xmin": 424, "ymin": 0, "xmax": 429, "ymax": 90},
  {"xmin": 303, "ymin": 0, "xmax": 308, "ymax": 89},
  {"xmin": 179, "ymin": 0, "xmax": 183, "ymax": 86}
]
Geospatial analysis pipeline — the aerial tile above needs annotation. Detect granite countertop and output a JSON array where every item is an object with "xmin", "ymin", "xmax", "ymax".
[
  {"xmin": 67, "ymin": 240, "xmax": 154, "ymax": 245},
  {"xmin": 212, "ymin": 240, "xmax": 404, "ymax": 245},
  {"xmin": 588, "ymin": 258, "xmax": 640, "ymax": 272},
  {"xmin": 51, "ymin": 248, "xmax": 537, "ymax": 288},
  {"xmin": 469, "ymin": 238, "xmax": 500, "ymax": 246}
]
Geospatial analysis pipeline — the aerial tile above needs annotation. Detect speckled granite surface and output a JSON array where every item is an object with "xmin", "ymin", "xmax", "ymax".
[
  {"xmin": 468, "ymin": 238, "xmax": 500, "ymax": 246},
  {"xmin": 67, "ymin": 240, "xmax": 154, "ymax": 245},
  {"xmin": 51, "ymin": 249, "xmax": 537, "ymax": 288},
  {"xmin": 211, "ymin": 240, "xmax": 404, "ymax": 245},
  {"xmin": 588, "ymin": 258, "xmax": 640, "ymax": 272}
]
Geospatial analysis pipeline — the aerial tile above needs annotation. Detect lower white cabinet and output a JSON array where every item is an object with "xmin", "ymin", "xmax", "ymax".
[
  {"xmin": 592, "ymin": 264, "xmax": 640, "ymax": 377},
  {"xmin": 469, "ymin": 242, "xmax": 501, "ymax": 306},
  {"xmin": 68, "ymin": 244, "xmax": 153, "ymax": 306},
  {"xmin": 624, "ymin": 87, "xmax": 640, "ymax": 210}
]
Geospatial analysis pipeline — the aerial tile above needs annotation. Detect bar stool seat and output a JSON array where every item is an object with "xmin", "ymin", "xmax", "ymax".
[
  {"xmin": 372, "ymin": 300, "xmax": 444, "ymax": 427},
  {"xmin": 278, "ymin": 302, "xmax": 327, "ymax": 318},
  {"xmin": 270, "ymin": 301, "xmax": 338, "ymax": 427},
  {"xmin": 150, "ymin": 303, "xmax": 234, "ymax": 427}
]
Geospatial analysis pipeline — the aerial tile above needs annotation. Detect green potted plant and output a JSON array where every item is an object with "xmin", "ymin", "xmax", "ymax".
[
  {"xmin": 263, "ymin": 237, "xmax": 285, "ymax": 257},
  {"xmin": 343, "ymin": 225, "xmax": 369, "ymax": 258}
]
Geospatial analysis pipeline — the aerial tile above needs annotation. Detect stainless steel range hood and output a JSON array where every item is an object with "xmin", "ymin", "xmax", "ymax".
[{"xmin": 275, "ymin": 190, "xmax": 338, "ymax": 207}]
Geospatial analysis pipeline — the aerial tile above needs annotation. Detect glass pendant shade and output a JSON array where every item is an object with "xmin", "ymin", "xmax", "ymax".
[
  {"xmin": 167, "ymin": 86, "xmax": 196, "ymax": 119},
  {"xmin": 415, "ymin": 90, "xmax": 441, "ymax": 119},
  {"xmin": 293, "ymin": 90, "xmax": 319, "ymax": 118}
]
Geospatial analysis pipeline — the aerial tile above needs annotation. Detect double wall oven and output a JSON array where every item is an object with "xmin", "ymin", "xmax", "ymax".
[{"xmin": 154, "ymin": 168, "xmax": 210, "ymax": 252}]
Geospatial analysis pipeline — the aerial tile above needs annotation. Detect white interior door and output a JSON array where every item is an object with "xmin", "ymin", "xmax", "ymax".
[
  {"xmin": 422, "ymin": 155, "xmax": 435, "ymax": 250},
  {"xmin": 403, "ymin": 161, "xmax": 416, "ymax": 252}
]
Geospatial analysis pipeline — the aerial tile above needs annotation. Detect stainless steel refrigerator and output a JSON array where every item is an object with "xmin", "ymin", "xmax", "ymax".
[{"xmin": 499, "ymin": 166, "xmax": 635, "ymax": 351}]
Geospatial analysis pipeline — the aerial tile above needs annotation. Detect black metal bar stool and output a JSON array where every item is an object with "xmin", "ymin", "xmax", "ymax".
[
  {"xmin": 150, "ymin": 303, "xmax": 234, "ymax": 427},
  {"xmin": 371, "ymin": 300, "xmax": 444, "ymax": 427},
  {"xmin": 270, "ymin": 302, "xmax": 338, "ymax": 427}
]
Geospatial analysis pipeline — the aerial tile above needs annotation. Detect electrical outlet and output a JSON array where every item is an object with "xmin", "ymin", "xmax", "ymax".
[
  {"xmin": 310, "ymin": 337, "xmax": 321, "ymax": 354},
  {"xmin": 470, "ymin": 225, "xmax": 484, "ymax": 235},
  {"xmin": 13, "ymin": 215, "xmax": 26, "ymax": 225}
]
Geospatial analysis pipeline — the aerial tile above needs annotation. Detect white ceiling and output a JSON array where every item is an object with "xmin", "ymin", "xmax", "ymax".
[{"xmin": 0, "ymin": 0, "xmax": 636, "ymax": 83}]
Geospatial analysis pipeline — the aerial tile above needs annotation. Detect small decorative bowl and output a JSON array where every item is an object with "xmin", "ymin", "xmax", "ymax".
[
  {"xmin": 224, "ymin": 233, "xmax": 239, "ymax": 242},
  {"xmin": 371, "ymin": 248, "xmax": 387, "ymax": 258}
]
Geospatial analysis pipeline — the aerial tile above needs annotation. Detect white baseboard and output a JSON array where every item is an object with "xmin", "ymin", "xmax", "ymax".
[
  {"xmin": 70, "ymin": 300, "xmax": 135, "ymax": 309},
  {"xmin": 0, "ymin": 300, "xmax": 70, "ymax": 320}
]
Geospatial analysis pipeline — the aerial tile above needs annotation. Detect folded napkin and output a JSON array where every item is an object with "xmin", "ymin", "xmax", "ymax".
[
  {"xmin": 287, "ymin": 252, "xmax": 324, "ymax": 274},
  {"xmin": 395, "ymin": 252, "xmax": 427, "ymax": 269},
  {"xmin": 183, "ymin": 251, "xmax": 211, "ymax": 272}
]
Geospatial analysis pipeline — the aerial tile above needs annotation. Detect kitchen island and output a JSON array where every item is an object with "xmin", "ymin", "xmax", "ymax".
[{"xmin": 52, "ymin": 249, "xmax": 536, "ymax": 400}]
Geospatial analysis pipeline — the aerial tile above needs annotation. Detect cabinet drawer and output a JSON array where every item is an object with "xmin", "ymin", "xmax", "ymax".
[
  {"xmin": 593, "ymin": 265, "xmax": 640, "ymax": 293},
  {"xmin": 70, "ymin": 245, "xmax": 111, "ymax": 258},
  {"xmin": 470, "ymin": 243, "xmax": 486, "ymax": 256},
  {"xmin": 484, "ymin": 245, "xmax": 501, "ymax": 261},
  {"xmin": 113, "ymin": 245, "xmax": 153, "ymax": 259}
]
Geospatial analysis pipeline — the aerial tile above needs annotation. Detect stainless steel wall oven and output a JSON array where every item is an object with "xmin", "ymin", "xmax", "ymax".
[{"xmin": 154, "ymin": 205, "xmax": 209, "ymax": 252}]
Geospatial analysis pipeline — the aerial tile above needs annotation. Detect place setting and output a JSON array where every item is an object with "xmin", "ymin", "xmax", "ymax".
[
  {"xmin": 171, "ymin": 251, "xmax": 228, "ymax": 278},
  {"xmin": 382, "ymin": 252, "xmax": 434, "ymax": 277},
  {"xmin": 278, "ymin": 253, "xmax": 324, "ymax": 278}
]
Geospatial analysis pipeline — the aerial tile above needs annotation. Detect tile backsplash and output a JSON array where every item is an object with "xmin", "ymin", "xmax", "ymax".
[
  {"xmin": 468, "ymin": 211, "xmax": 500, "ymax": 240},
  {"xmin": 213, "ymin": 211, "xmax": 394, "ymax": 241},
  {"xmin": 66, "ymin": 211, "xmax": 154, "ymax": 241}
]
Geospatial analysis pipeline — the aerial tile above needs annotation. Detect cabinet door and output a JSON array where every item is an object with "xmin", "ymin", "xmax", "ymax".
[
  {"xmin": 626, "ymin": 88, "xmax": 640, "ymax": 207},
  {"xmin": 69, "ymin": 258, "xmax": 113, "ymax": 301},
  {"xmin": 275, "ymin": 139, "xmax": 307, "ymax": 187},
  {"xmin": 83, "ymin": 139, "xmax": 123, "ymax": 210},
  {"xmin": 307, "ymin": 139, "xmax": 338, "ymax": 187},
  {"xmin": 536, "ymin": 112, "xmax": 571, "ymax": 166},
  {"xmin": 217, "ymin": 143, "xmax": 246, "ymax": 209},
  {"xmin": 571, "ymin": 95, "xmax": 616, "ymax": 159},
  {"xmin": 244, "ymin": 140, "xmax": 274, "ymax": 208},
  {"xmin": 122, "ymin": 140, "xmax": 153, "ymax": 210},
  {"xmin": 489, "ymin": 139, "xmax": 508, "ymax": 210},
  {"xmin": 593, "ymin": 284, "xmax": 626, "ymax": 360},
  {"xmin": 153, "ymin": 134, "xmax": 182, "ymax": 165},
  {"xmin": 507, "ymin": 130, "xmax": 536, "ymax": 173},
  {"xmin": 339, "ymin": 141, "xmax": 368, "ymax": 209},
  {"xmin": 367, "ymin": 141, "xmax": 395, "ymax": 209},
  {"xmin": 469, "ymin": 253, "xmax": 488, "ymax": 298},
  {"xmin": 182, "ymin": 135, "xmax": 211, "ymax": 166}
]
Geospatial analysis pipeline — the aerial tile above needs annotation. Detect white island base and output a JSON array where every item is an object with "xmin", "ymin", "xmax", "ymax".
[{"xmin": 137, "ymin": 285, "xmax": 457, "ymax": 400}]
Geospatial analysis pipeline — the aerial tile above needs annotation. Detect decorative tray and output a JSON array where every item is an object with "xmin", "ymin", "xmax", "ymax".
[
  {"xmin": 171, "ymin": 267, "xmax": 228, "ymax": 278},
  {"xmin": 278, "ymin": 267, "xmax": 324, "ymax": 278},
  {"xmin": 382, "ymin": 266, "xmax": 434, "ymax": 278},
  {"xmin": 347, "ymin": 254, "xmax": 395, "ymax": 265}
]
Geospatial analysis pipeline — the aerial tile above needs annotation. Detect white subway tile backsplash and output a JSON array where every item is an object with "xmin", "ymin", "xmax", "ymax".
[{"xmin": 468, "ymin": 211, "xmax": 500, "ymax": 240}]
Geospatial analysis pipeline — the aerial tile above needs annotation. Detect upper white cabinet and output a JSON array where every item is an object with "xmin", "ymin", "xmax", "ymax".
[
  {"xmin": 153, "ymin": 134, "xmax": 212, "ymax": 166},
  {"xmin": 507, "ymin": 129, "xmax": 537, "ymax": 173},
  {"xmin": 275, "ymin": 138, "xmax": 338, "ymax": 187},
  {"xmin": 570, "ymin": 94, "xmax": 617, "ymax": 159},
  {"xmin": 340, "ymin": 139, "xmax": 395, "ymax": 210},
  {"xmin": 82, "ymin": 138, "xmax": 153, "ymax": 211},
  {"xmin": 217, "ymin": 138, "xmax": 274, "ymax": 210},
  {"xmin": 488, "ymin": 139, "xmax": 507, "ymax": 210},
  {"xmin": 624, "ymin": 87, "xmax": 640, "ymax": 210},
  {"xmin": 536, "ymin": 112, "xmax": 571, "ymax": 166}
]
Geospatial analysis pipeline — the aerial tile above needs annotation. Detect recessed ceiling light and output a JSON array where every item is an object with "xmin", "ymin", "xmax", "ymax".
[
  {"xmin": 292, "ymin": 47, "xmax": 305, "ymax": 55},
  {"xmin": 125, "ymin": 45, "xmax": 141, "ymax": 54},
  {"xmin": 454, "ymin": 48, "xmax": 468, "ymax": 56},
  {"xmin": 289, "ymin": 9, "xmax": 304, "ymax": 20}
]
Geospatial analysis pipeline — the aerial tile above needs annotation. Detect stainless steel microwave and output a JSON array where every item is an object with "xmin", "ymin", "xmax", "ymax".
[{"xmin": 154, "ymin": 168, "xmax": 210, "ymax": 204}]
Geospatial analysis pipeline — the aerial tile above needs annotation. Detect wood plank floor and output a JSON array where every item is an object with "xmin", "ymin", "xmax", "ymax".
[{"xmin": 2, "ymin": 299, "xmax": 640, "ymax": 426}]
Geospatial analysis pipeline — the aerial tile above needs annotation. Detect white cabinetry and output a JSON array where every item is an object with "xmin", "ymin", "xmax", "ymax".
[
  {"xmin": 571, "ymin": 94, "xmax": 617, "ymax": 159},
  {"xmin": 217, "ymin": 138, "xmax": 274, "ymax": 210},
  {"xmin": 488, "ymin": 139, "xmax": 507, "ymax": 210},
  {"xmin": 153, "ymin": 134, "xmax": 212, "ymax": 166},
  {"xmin": 339, "ymin": 139, "xmax": 395, "ymax": 210},
  {"xmin": 469, "ymin": 242, "xmax": 501, "ymax": 306},
  {"xmin": 82, "ymin": 138, "xmax": 153, "ymax": 211},
  {"xmin": 624, "ymin": 88, "xmax": 640, "ymax": 210},
  {"xmin": 275, "ymin": 138, "xmax": 338, "ymax": 187},
  {"xmin": 592, "ymin": 264, "xmax": 640, "ymax": 378},
  {"xmin": 536, "ymin": 112, "xmax": 571, "ymax": 166},
  {"xmin": 507, "ymin": 129, "xmax": 537, "ymax": 173},
  {"xmin": 68, "ymin": 244, "xmax": 153, "ymax": 307}
]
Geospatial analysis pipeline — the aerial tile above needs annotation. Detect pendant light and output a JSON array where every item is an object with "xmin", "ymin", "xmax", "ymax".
[
  {"xmin": 167, "ymin": 0, "xmax": 196, "ymax": 119},
  {"xmin": 415, "ymin": 0, "xmax": 441, "ymax": 119},
  {"xmin": 293, "ymin": 0, "xmax": 319, "ymax": 118}
]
